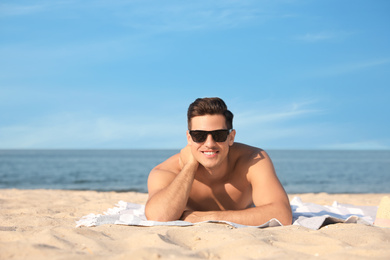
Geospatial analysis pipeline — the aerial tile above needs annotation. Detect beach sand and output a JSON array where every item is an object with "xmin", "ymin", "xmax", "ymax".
[{"xmin": 1, "ymin": 189, "xmax": 390, "ymax": 259}]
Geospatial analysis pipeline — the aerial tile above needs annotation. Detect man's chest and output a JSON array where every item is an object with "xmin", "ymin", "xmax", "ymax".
[{"xmin": 187, "ymin": 180, "xmax": 253, "ymax": 211}]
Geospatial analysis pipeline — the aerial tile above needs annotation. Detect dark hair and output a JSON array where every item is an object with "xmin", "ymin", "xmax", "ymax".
[{"xmin": 187, "ymin": 97, "xmax": 233, "ymax": 130}]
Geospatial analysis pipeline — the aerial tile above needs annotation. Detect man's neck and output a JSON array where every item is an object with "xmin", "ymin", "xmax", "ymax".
[{"xmin": 197, "ymin": 158, "xmax": 231, "ymax": 184}]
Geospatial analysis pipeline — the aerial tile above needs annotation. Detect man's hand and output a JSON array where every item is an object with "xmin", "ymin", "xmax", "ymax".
[
  {"xmin": 181, "ymin": 210, "xmax": 207, "ymax": 223},
  {"xmin": 179, "ymin": 145, "xmax": 199, "ymax": 169}
]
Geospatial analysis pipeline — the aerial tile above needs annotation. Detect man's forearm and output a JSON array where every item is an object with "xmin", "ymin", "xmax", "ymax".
[
  {"xmin": 182, "ymin": 202, "xmax": 292, "ymax": 226},
  {"xmin": 145, "ymin": 162, "xmax": 198, "ymax": 221}
]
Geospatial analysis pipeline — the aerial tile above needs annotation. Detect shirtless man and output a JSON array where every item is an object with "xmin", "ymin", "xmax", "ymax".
[{"xmin": 145, "ymin": 97, "xmax": 292, "ymax": 226}]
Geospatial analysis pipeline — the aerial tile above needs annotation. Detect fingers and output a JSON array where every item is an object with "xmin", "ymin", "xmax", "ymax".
[{"xmin": 179, "ymin": 145, "xmax": 192, "ymax": 167}]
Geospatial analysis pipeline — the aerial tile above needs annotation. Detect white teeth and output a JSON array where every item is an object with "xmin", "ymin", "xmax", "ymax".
[{"xmin": 204, "ymin": 152, "xmax": 216, "ymax": 155}]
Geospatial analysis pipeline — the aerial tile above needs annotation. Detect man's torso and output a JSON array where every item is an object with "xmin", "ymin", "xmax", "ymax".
[{"xmin": 162, "ymin": 143, "xmax": 264, "ymax": 211}]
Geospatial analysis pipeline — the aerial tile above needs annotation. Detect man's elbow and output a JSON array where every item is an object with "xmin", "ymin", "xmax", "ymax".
[
  {"xmin": 279, "ymin": 213, "xmax": 293, "ymax": 226},
  {"xmin": 144, "ymin": 208, "xmax": 163, "ymax": 222},
  {"xmin": 146, "ymin": 215, "xmax": 170, "ymax": 222},
  {"xmin": 144, "ymin": 206, "xmax": 180, "ymax": 222},
  {"xmin": 145, "ymin": 213, "xmax": 173, "ymax": 222},
  {"xmin": 278, "ymin": 205, "xmax": 293, "ymax": 226}
]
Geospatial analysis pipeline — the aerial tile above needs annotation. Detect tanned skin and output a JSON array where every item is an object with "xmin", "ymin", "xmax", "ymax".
[{"xmin": 145, "ymin": 114, "xmax": 292, "ymax": 226}]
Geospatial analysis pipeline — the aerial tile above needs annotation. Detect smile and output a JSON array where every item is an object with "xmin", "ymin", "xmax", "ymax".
[{"xmin": 202, "ymin": 151, "xmax": 218, "ymax": 156}]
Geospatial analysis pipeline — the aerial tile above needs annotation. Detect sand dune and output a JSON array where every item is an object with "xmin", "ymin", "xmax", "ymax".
[{"xmin": 1, "ymin": 189, "xmax": 389, "ymax": 259}]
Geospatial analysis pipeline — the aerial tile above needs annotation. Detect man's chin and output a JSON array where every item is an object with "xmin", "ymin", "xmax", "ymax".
[{"xmin": 198, "ymin": 160, "xmax": 220, "ymax": 170}]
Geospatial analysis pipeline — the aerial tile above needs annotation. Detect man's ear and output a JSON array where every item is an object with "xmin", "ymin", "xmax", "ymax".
[{"xmin": 228, "ymin": 129, "xmax": 236, "ymax": 146}]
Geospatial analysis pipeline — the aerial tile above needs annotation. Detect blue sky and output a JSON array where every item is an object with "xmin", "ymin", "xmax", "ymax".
[{"xmin": 1, "ymin": 0, "xmax": 389, "ymax": 150}]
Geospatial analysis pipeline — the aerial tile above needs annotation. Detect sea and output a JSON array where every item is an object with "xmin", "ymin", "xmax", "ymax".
[{"xmin": 0, "ymin": 149, "xmax": 389, "ymax": 194}]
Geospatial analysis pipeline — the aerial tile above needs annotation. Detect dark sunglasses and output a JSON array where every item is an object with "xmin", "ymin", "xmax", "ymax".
[{"xmin": 189, "ymin": 129, "xmax": 232, "ymax": 143}]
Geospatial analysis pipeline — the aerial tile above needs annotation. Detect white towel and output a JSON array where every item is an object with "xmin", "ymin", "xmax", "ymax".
[
  {"xmin": 76, "ymin": 197, "xmax": 377, "ymax": 230},
  {"xmin": 290, "ymin": 197, "xmax": 377, "ymax": 229}
]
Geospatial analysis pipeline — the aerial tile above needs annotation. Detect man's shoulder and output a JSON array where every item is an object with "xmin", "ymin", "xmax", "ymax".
[
  {"xmin": 152, "ymin": 153, "xmax": 181, "ymax": 174},
  {"xmin": 231, "ymin": 142, "xmax": 264, "ymax": 156},
  {"xmin": 230, "ymin": 142, "xmax": 269, "ymax": 165}
]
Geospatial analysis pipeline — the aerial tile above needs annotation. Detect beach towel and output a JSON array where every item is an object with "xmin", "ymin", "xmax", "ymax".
[{"xmin": 76, "ymin": 197, "xmax": 377, "ymax": 230}]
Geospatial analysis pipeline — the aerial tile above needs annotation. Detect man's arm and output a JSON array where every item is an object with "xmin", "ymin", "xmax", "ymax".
[
  {"xmin": 181, "ymin": 203, "xmax": 290, "ymax": 226},
  {"xmin": 144, "ymin": 150, "xmax": 199, "ymax": 222},
  {"xmin": 181, "ymin": 150, "xmax": 292, "ymax": 226}
]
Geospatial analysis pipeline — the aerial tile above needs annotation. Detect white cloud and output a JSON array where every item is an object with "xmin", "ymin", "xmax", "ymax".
[
  {"xmin": 114, "ymin": 1, "xmax": 270, "ymax": 33},
  {"xmin": 0, "ymin": 0, "xmax": 290, "ymax": 32},
  {"xmin": 232, "ymin": 100, "xmax": 389, "ymax": 150},
  {"xmin": 234, "ymin": 100, "xmax": 322, "ymax": 127},
  {"xmin": 296, "ymin": 31, "xmax": 355, "ymax": 43},
  {"xmin": 303, "ymin": 58, "xmax": 390, "ymax": 78},
  {"xmin": 337, "ymin": 59, "xmax": 390, "ymax": 73},
  {"xmin": 0, "ymin": 3, "xmax": 46, "ymax": 16},
  {"xmin": 231, "ymin": 100, "xmax": 329, "ymax": 148},
  {"xmin": 297, "ymin": 32, "xmax": 337, "ymax": 42},
  {"xmin": 0, "ymin": 113, "xmax": 186, "ymax": 149},
  {"xmin": 0, "ymin": 99, "xmax": 326, "ymax": 149},
  {"xmin": 2, "ymin": 100, "xmax": 387, "ymax": 150},
  {"xmin": 0, "ymin": 1, "xmax": 75, "ymax": 16},
  {"xmin": 0, "ymin": 0, "xmax": 280, "ymax": 74}
]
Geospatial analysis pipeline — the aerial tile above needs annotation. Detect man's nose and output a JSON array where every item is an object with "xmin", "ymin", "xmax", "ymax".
[{"xmin": 204, "ymin": 133, "xmax": 216, "ymax": 146}]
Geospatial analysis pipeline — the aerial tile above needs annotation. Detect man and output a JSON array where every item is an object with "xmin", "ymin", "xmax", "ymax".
[{"xmin": 145, "ymin": 97, "xmax": 292, "ymax": 226}]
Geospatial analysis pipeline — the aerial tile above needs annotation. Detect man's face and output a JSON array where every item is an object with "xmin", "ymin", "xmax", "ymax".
[{"xmin": 187, "ymin": 114, "xmax": 235, "ymax": 170}]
